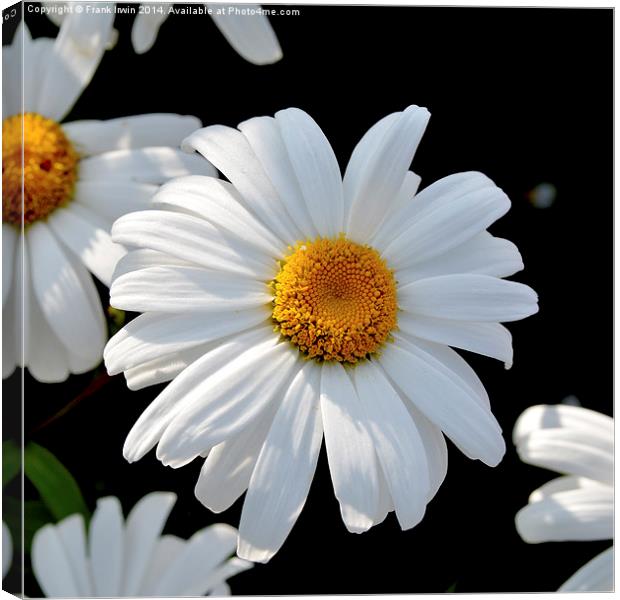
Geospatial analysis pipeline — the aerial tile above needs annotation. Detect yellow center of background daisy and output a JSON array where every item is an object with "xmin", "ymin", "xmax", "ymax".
[
  {"xmin": 272, "ymin": 236, "xmax": 398, "ymax": 363},
  {"xmin": 2, "ymin": 113, "xmax": 79, "ymax": 226}
]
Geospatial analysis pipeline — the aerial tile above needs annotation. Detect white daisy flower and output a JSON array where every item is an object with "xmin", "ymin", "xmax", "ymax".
[
  {"xmin": 31, "ymin": 491, "xmax": 252, "ymax": 597},
  {"xmin": 2, "ymin": 15, "xmax": 214, "ymax": 383},
  {"xmin": 513, "ymin": 403, "xmax": 613, "ymax": 592},
  {"xmin": 105, "ymin": 106, "xmax": 539, "ymax": 562},
  {"xmin": 44, "ymin": 1, "xmax": 282, "ymax": 65}
]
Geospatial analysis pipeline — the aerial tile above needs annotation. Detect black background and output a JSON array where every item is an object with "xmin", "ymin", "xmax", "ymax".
[{"xmin": 3, "ymin": 3, "xmax": 613, "ymax": 596}]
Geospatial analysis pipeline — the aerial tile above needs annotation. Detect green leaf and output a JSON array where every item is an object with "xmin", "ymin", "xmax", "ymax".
[
  {"xmin": 446, "ymin": 582, "xmax": 457, "ymax": 593},
  {"xmin": 3, "ymin": 440, "xmax": 21, "ymax": 487},
  {"xmin": 3, "ymin": 497, "xmax": 57, "ymax": 553},
  {"xmin": 24, "ymin": 443, "xmax": 90, "ymax": 522}
]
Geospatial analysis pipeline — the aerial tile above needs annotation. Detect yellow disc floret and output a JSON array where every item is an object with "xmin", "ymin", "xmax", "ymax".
[
  {"xmin": 272, "ymin": 236, "xmax": 398, "ymax": 363},
  {"xmin": 3, "ymin": 113, "xmax": 79, "ymax": 225}
]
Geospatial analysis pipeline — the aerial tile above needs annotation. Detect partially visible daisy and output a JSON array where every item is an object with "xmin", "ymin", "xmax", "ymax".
[
  {"xmin": 31, "ymin": 492, "xmax": 252, "ymax": 597},
  {"xmin": 105, "ymin": 105, "xmax": 538, "ymax": 562},
  {"xmin": 514, "ymin": 403, "xmax": 613, "ymax": 592},
  {"xmin": 2, "ymin": 521, "xmax": 12, "ymax": 579},
  {"xmin": 2, "ymin": 15, "xmax": 214, "ymax": 382},
  {"xmin": 44, "ymin": 1, "xmax": 283, "ymax": 65}
]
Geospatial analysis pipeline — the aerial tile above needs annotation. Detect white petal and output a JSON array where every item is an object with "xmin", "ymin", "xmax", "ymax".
[
  {"xmin": 559, "ymin": 547, "xmax": 614, "ymax": 592},
  {"xmin": 131, "ymin": 5, "xmax": 171, "ymax": 53},
  {"xmin": 275, "ymin": 108, "xmax": 344, "ymax": 238},
  {"xmin": 153, "ymin": 176, "xmax": 285, "ymax": 258},
  {"xmin": 399, "ymin": 274, "xmax": 539, "ymax": 323},
  {"xmin": 3, "ymin": 225, "xmax": 17, "ymax": 306},
  {"xmin": 122, "ymin": 491, "xmax": 176, "ymax": 596},
  {"xmin": 63, "ymin": 113, "xmax": 199, "ymax": 156},
  {"xmin": 47, "ymin": 204, "xmax": 125, "ymax": 286},
  {"xmin": 32, "ymin": 524, "xmax": 81, "ymax": 597},
  {"xmin": 111, "ymin": 210, "xmax": 274, "ymax": 278},
  {"xmin": 139, "ymin": 535, "xmax": 185, "ymax": 595},
  {"xmin": 238, "ymin": 362, "xmax": 323, "ymax": 562},
  {"xmin": 515, "ymin": 488, "xmax": 613, "ymax": 543},
  {"xmin": 111, "ymin": 248, "xmax": 192, "ymax": 281},
  {"xmin": 380, "ymin": 336, "xmax": 505, "ymax": 466},
  {"xmin": 27, "ymin": 222, "xmax": 106, "ymax": 367},
  {"xmin": 516, "ymin": 428, "xmax": 613, "ymax": 484},
  {"xmin": 182, "ymin": 125, "xmax": 301, "ymax": 244},
  {"xmin": 105, "ymin": 307, "xmax": 269, "ymax": 375},
  {"xmin": 395, "ymin": 232, "xmax": 524, "ymax": 283},
  {"xmin": 208, "ymin": 4, "xmax": 282, "ymax": 65},
  {"xmin": 123, "ymin": 341, "xmax": 214, "ymax": 391},
  {"xmin": 371, "ymin": 171, "xmax": 494, "ymax": 252},
  {"xmin": 36, "ymin": 11, "xmax": 114, "ymax": 121},
  {"xmin": 79, "ymin": 147, "xmax": 215, "ymax": 184},
  {"xmin": 195, "ymin": 400, "xmax": 277, "ymax": 514},
  {"xmin": 353, "ymin": 361, "xmax": 429, "ymax": 529},
  {"xmin": 3, "ymin": 26, "xmax": 22, "ymax": 117},
  {"xmin": 320, "ymin": 362, "xmax": 379, "ymax": 533},
  {"xmin": 73, "ymin": 180, "xmax": 157, "ymax": 223},
  {"xmin": 238, "ymin": 116, "xmax": 318, "ymax": 240},
  {"xmin": 110, "ymin": 265, "xmax": 271, "ymax": 313},
  {"xmin": 123, "ymin": 326, "xmax": 274, "ymax": 463},
  {"xmin": 203, "ymin": 558, "xmax": 253, "ymax": 595},
  {"xmin": 513, "ymin": 404, "xmax": 613, "ymax": 446},
  {"xmin": 89, "ymin": 497, "xmax": 124, "ymax": 597},
  {"xmin": 397, "ymin": 313, "xmax": 513, "ymax": 367},
  {"xmin": 529, "ymin": 475, "xmax": 610, "ymax": 503},
  {"xmin": 345, "ymin": 106, "xmax": 430, "ymax": 242},
  {"xmin": 151, "ymin": 524, "xmax": 238, "ymax": 596},
  {"xmin": 391, "ymin": 170, "xmax": 422, "ymax": 213},
  {"xmin": 55, "ymin": 515, "xmax": 92, "ymax": 596},
  {"xmin": 157, "ymin": 341, "xmax": 299, "ymax": 467},
  {"xmin": 382, "ymin": 186, "xmax": 511, "ymax": 269},
  {"xmin": 396, "ymin": 333, "xmax": 491, "ymax": 410}
]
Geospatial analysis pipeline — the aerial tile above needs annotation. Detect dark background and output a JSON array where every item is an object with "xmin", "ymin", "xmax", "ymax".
[{"xmin": 3, "ymin": 3, "xmax": 613, "ymax": 596}]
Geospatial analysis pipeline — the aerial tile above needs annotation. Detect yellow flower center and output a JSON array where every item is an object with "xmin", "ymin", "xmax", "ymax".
[
  {"xmin": 272, "ymin": 236, "xmax": 398, "ymax": 363},
  {"xmin": 2, "ymin": 113, "xmax": 79, "ymax": 226}
]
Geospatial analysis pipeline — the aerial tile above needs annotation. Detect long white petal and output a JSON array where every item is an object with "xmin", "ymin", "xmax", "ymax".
[
  {"xmin": 122, "ymin": 491, "xmax": 176, "ymax": 596},
  {"xmin": 238, "ymin": 362, "xmax": 323, "ymax": 562},
  {"xmin": 208, "ymin": 4, "xmax": 282, "ymax": 65},
  {"xmin": 156, "ymin": 341, "xmax": 299, "ymax": 467},
  {"xmin": 79, "ymin": 147, "xmax": 215, "ymax": 183},
  {"xmin": 353, "ymin": 361, "xmax": 429, "ymax": 529},
  {"xmin": 559, "ymin": 547, "xmax": 614, "ymax": 592},
  {"xmin": 515, "ymin": 488, "xmax": 613, "ymax": 543},
  {"xmin": 397, "ymin": 313, "xmax": 513, "ymax": 367},
  {"xmin": 182, "ymin": 125, "xmax": 301, "ymax": 244},
  {"xmin": 139, "ymin": 535, "xmax": 185, "ymax": 595},
  {"xmin": 320, "ymin": 362, "xmax": 379, "ymax": 533},
  {"xmin": 63, "ymin": 113, "xmax": 199, "ymax": 156},
  {"xmin": 89, "ymin": 497, "xmax": 124, "ymax": 597},
  {"xmin": 37, "ymin": 10, "xmax": 114, "ymax": 121},
  {"xmin": 399, "ymin": 274, "xmax": 539, "ymax": 322},
  {"xmin": 123, "ymin": 326, "xmax": 274, "ymax": 463},
  {"xmin": 2, "ymin": 224, "xmax": 17, "ymax": 306},
  {"xmin": 55, "ymin": 515, "xmax": 92, "ymax": 597},
  {"xmin": 345, "ymin": 106, "xmax": 430, "ymax": 242},
  {"xmin": 275, "ymin": 108, "xmax": 345, "ymax": 238},
  {"xmin": 380, "ymin": 337, "xmax": 505, "ymax": 466},
  {"xmin": 131, "ymin": 5, "xmax": 172, "ymax": 53}
]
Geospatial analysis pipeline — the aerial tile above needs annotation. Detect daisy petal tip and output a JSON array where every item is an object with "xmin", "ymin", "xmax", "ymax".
[{"xmin": 236, "ymin": 541, "xmax": 273, "ymax": 565}]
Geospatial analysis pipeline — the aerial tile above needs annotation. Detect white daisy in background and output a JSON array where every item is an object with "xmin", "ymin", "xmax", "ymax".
[
  {"xmin": 2, "ymin": 14, "xmax": 215, "ymax": 383},
  {"xmin": 2, "ymin": 521, "xmax": 12, "ymax": 579},
  {"xmin": 104, "ymin": 105, "xmax": 539, "ymax": 562},
  {"xmin": 32, "ymin": 491, "xmax": 252, "ymax": 597},
  {"xmin": 514, "ymin": 403, "xmax": 614, "ymax": 592},
  {"xmin": 44, "ymin": 1, "xmax": 282, "ymax": 65}
]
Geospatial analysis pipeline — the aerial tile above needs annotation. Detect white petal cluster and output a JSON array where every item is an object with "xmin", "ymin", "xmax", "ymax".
[
  {"xmin": 31, "ymin": 492, "xmax": 251, "ymax": 597},
  {"xmin": 105, "ymin": 106, "xmax": 538, "ymax": 562},
  {"xmin": 2, "ymin": 17, "xmax": 214, "ymax": 382},
  {"xmin": 513, "ymin": 403, "xmax": 613, "ymax": 592}
]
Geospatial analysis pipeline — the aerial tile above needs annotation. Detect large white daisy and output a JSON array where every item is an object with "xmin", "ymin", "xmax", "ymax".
[
  {"xmin": 31, "ymin": 491, "xmax": 252, "ymax": 597},
  {"xmin": 44, "ymin": 1, "xmax": 282, "ymax": 65},
  {"xmin": 2, "ymin": 14, "xmax": 215, "ymax": 382},
  {"xmin": 105, "ymin": 105, "xmax": 539, "ymax": 562},
  {"xmin": 514, "ymin": 403, "xmax": 613, "ymax": 592}
]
